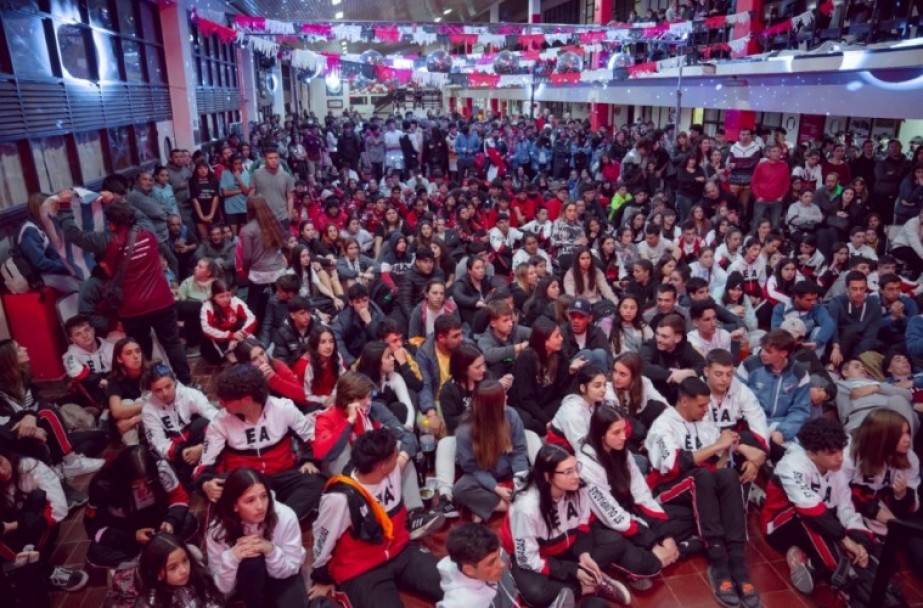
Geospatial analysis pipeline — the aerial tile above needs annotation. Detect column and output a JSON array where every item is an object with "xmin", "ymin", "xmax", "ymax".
[
  {"xmin": 589, "ymin": 0, "xmax": 613, "ymax": 130},
  {"xmin": 529, "ymin": 0, "xmax": 541, "ymax": 23},
  {"xmin": 238, "ymin": 49, "xmax": 258, "ymax": 140},
  {"xmin": 723, "ymin": 0, "xmax": 762, "ymax": 137},
  {"xmin": 158, "ymin": 0, "xmax": 199, "ymax": 148},
  {"xmin": 270, "ymin": 61, "xmax": 285, "ymax": 119},
  {"xmin": 490, "ymin": 2, "xmax": 501, "ymax": 23}
]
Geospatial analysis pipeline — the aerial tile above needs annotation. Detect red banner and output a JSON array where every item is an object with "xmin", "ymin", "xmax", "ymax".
[
  {"xmin": 518, "ymin": 34, "xmax": 546, "ymax": 49},
  {"xmin": 197, "ymin": 18, "xmax": 239, "ymax": 43},
  {"xmin": 469, "ymin": 73, "xmax": 501, "ymax": 87},
  {"xmin": 234, "ymin": 15, "xmax": 266, "ymax": 30},
  {"xmin": 300, "ymin": 24, "xmax": 332, "ymax": 37},
  {"xmin": 578, "ymin": 31, "xmax": 607, "ymax": 44},
  {"xmin": 374, "ymin": 26, "xmax": 401, "ymax": 43},
  {"xmin": 450, "ymin": 34, "xmax": 479, "ymax": 45}
]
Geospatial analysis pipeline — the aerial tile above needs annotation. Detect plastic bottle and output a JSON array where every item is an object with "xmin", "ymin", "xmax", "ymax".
[{"xmin": 419, "ymin": 418, "xmax": 436, "ymax": 477}]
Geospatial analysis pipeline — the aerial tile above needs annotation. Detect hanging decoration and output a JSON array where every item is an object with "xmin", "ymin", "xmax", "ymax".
[
  {"xmin": 425, "ymin": 50, "xmax": 452, "ymax": 73},
  {"xmin": 555, "ymin": 51, "xmax": 583, "ymax": 73}
]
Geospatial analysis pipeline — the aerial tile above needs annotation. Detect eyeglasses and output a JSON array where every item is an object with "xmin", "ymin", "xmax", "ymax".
[{"xmin": 554, "ymin": 462, "xmax": 583, "ymax": 477}]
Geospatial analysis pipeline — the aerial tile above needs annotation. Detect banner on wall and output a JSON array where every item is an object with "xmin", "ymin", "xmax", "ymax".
[{"xmin": 797, "ymin": 114, "xmax": 826, "ymax": 143}]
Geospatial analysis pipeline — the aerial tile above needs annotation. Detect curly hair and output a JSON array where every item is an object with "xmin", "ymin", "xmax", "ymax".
[{"xmin": 797, "ymin": 418, "xmax": 848, "ymax": 453}]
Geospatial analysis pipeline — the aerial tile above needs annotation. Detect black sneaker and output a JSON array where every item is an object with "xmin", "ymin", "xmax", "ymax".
[
  {"xmin": 432, "ymin": 495, "xmax": 460, "ymax": 518},
  {"xmin": 48, "ymin": 566, "xmax": 89, "ymax": 592},
  {"xmin": 63, "ymin": 483, "xmax": 88, "ymax": 512},
  {"xmin": 406, "ymin": 509, "xmax": 445, "ymax": 540},
  {"xmin": 678, "ymin": 536, "xmax": 705, "ymax": 558},
  {"xmin": 708, "ymin": 566, "xmax": 741, "ymax": 608}
]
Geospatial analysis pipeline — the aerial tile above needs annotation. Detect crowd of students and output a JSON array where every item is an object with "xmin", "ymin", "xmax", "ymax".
[{"xmin": 2, "ymin": 109, "xmax": 923, "ymax": 608}]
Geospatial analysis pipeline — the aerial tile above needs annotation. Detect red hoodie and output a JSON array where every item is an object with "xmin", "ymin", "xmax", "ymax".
[{"xmin": 750, "ymin": 159, "xmax": 791, "ymax": 203}]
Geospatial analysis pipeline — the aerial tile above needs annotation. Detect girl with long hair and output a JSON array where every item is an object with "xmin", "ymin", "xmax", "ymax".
[
  {"xmin": 299, "ymin": 326, "xmax": 346, "ymax": 409},
  {"xmin": 189, "ymin": 160, "xmax": 220, "ymax": 240},
  {"xmin": 137, "ymin": 533, "xmax": 222, "ymax": 608},
  {"xmin": 688, "ymin": 247, "xmax": 728, "ymax": 296},
  {"xmin": 408, "ymin": 278, "xmax": 460, "ymax": 342},
  {"xmin": 727, "ymin": 237, "xmax": 767, "ymax": 304},
  {"xmin": 547, "ymin": 365, "xmax": 608, "ymax": 453},
  {"xmin": 844, "ymin": 409, "xmax": 923, "ymax": 578},
  {"xmin": 610, "ymin": 295, "xmax": 653, "ymax": 356},
  {"xmin": 438, "ymin": 343, "xmax": 489, "ymax": 435},
  {"xmin": 452, "ymin": 256, "xmax": 491, "ymax": 328},
  {"xmin": 717, "ymin": 272, "xmax": 758, "ymax": 332},
  {"xmin": 176, "ymin": 257, "xmax": 221, "ymax": 348},
  {"xmin": 199, "ymin": 280, "xmax": 257, "ymax": 364},
  {"xmin": 596, "ymin": 234, "xmax": 621, "ymax": 285},
  {"xmin": 0, "ymin": 339, "xmax": 105, "ymax": 475},
  {"xmin": 817, "ymin": 241, "xmax": 849, "ymax": 295},
  {"xmin": 510, "ymin": 262, "xmax": 538, "ymax": 312},
  {"xmin": 233, "ymin": 338, "xmax": 308, "ymax": 409},
  {"xmin": 715, "ymin": 227, "xmax": 743, "ymax": 269},
  {"xmin": 578, "ymin": 406, "xmax": 681, "ymax": 587},
  {"xmin": 354, "ymin": 341, "xmax": 415, "ymax": 430},
  {"xmin": 522, "ymin": 275, "xmax": 560, "ymax": 328},
  {"xmin": 205, "ymin": 468, "xmax": 306, "ymax": 608},
  {"xmin": 19, "ymin": 192, "xmax": 81, "ymax": 294},
  {"xmin": 454, "ymin": 380, "xmax": 529, "ymax": 522},
  {"xmin": 606, "ymin": 353, "xmax": 669, "ymax": 452},
  {"xmin": 107, "ymin": 337, "xmax": 151, "ymax": 445},
  {"xmin": 764, "ymin": 257, "xmax": 802, "ymax": 309},
  {"xmin": 84, "ymin": 445, "xmax": 197, "ymax": 570},
  {"xmin": 0, "ymin": 445, "xmax": 86, "ymax": 594},
  {"xmin": 508, "ymin": 317, "xmax": 582, "ymax": 435},
  {"xmin": 287, "ymin": 244, "xmax": 343, "ymax": 316},
  {"xmin": 563, "ymin": 247, "xmax": 619, "ymax": 306},
  {"xmin": 499, "ymin": 444, "xmax": 632, "ymax": 606},
  {"xmin": 239, "ymin": 195, "xmax": 287, "ymax": 323}
]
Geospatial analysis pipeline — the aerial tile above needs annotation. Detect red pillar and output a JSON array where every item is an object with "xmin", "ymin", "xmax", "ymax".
[
  {"xmin": 723, "ymin": 0, "xmax": 762, "ymax": 136},
  {"xmin": 589, "ymin": 0, "xmax": 613, "ymax": 130},
  {"xmin": 490, "ymin": 98, "xmax": 500, "ymax": 117}
]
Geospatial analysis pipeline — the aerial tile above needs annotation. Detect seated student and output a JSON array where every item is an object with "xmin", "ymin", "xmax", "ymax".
[
  {"xmin": 437, "ymin": 523, "xmax": 520, "ymax": 608},
  {"xmin": 645, "ymin": 377, "xmax": 760, "ymax": 608},
  {"xmin": 299, "ymin": 326, "xmax": 347, "ymax": 409},
  {"xmin": 62, "ymin": 315, "xmax": 114, "ymax": 408},
  {"xmin": 762, "ymin": 418, "xmax": 892, "ymax": 599},
  {"xmin": 417, "ymin": 314, "xmax": 466, "ymax": 435},
  {"xmin": 640, "ymin": 314, "xmax": 706, "ymax": 404},
  {"xmin": 141, "ymin": 363, "xmax": 219, "ymax": 484},
  {"xmin": 737, "ymin": 329, "xmax": 811, "ymax": 461},
  {"xmin": 770, "ymin": 280, "xmax": 836, "ymax": 357},
  {"xmin": 0, "ymin": 445, "xmax": 87, "ymax": 593},
  {"xmin": 509, "ymin": 317, "xmax": 586, "ymax": 436},
  {"xmin": 877, "ymin": 272, "xmax": 920, "ymax": 346},
  {"xmin": 476, "ymin": 300, "xmax": 531, "ymax": 378},
  {"xmin": 199, "ymin": 280, "xmax": 257, "ymax": 364},
  {"xmin": 378, "ymin": 317, "xmax": 424, "ymax": 389},
  {"xmin": 354, "ymin": 341, "xmax": 415, "ymax": 429},
  {"xmin": 194, "ymin": 364, "xmax": 325, "ymax": 522},
  {"xmin": 562, "ymin": 299, "xmax": 610, "ymax": 373},
  {"xmin": 454, "ymin": 381, "xmax": 529, "ymax": 522},
  {"xmin": 835, "ymin": 358, "xmax": 917, "ymax": 436},
  {"xmin": 687, "ymin": 299, "xmax": 738, "ymax": 359},
  {"xmin": 453, "ymin": 256, "xmax": 492, "ymax": 330},
  {"xmin": 106, "ymin": 337, "xmax": 153, "ymax": 446},
  {"xmin": 331, "ymin": 283, "xmax": 385, "ymax": 367},
  {"xmin": 827, "ymin": 270, "xmax": 882, "ymax": 366},
  {"xmin": 258, "ymin": 275, "xmax": 301, "ymax": 348},
  {"xmin": 0, "ymin": 338, "xmax": 105, "ymax": 482},
  {"xmin": 499, "ymin": 444, "xmax": 631, "ymax": 607},
  {"xmin": 548, "ymin": 365, "xmax": 607, "ymax": 454},
  {"xmin": 206, "ymin": 468, "xmax": 307, "ymax": 608},
  {"xmin": 84, "ymin": 446, "xmax": 197, "ymax": 571},
  {"xmin": 578, "ymin": 406, "xmax": 681, "ymax": 590},
  {"xmin": 846, "ymin": 408, "xmax": 921, "ymax": 529},
  {"xmin": 409, "ymin": 279, "xmax": 460, "ymax": 344},
  {"xmin": 606, "ymin": 352, "xmax": 668, "ymax": 454},
  {"xmin": 309, "ymin": 428, "xmax": 445, "ymax": 607},
  {"xmin": 175, "ymin": 257, "xmax": 220, "ymax": 350},
  {"xmin": 271, "ymin": 296, "xmax": 315, "ymax": 369},
  {"xmin": 137, "ymin": 532, "xmax": 223, "ymax": 608},
  {"xmin": 642, "ymin": 283, "xmax": 691, "ymax": 330},
  {"xmin": 234, "ymin": 338, "xmax": 309, "ymax": 409},
  {"xmin": 882, "ymin": 349, "xmax": 923, "ymax": 398}
]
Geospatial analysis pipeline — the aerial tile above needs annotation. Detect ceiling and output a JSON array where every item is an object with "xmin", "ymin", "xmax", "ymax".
[{"xmin": 225, "ymin": 0, "xmax": 497, "ymax": 24}]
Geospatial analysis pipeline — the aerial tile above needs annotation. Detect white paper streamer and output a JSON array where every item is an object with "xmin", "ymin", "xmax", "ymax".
[
  {"xmin": 410, "ymin": 28, "xmax": 437, "ymax": 45},
  {"xmin": 250, "ymin": 37, "xmax": 280, "ymax": 57},
  {"xmin": 791, "ymin": 10, "xmax": 815, "ymax": 29},
  {"xmin": 498, "ymin": 74, "xmax": 534, "ymax": 87},
  {"xmin": 332, "ymin": 24, "xmax": 363, "ymax": 42},
  {"xmin": 479, "ymin": 34, "xmax": 508, "ymax": 48},
  {"xmin": 265, "ymin": 19, "xmax": 295, "ymax": 35},
  {"xmin": 669, "ymin": 21, "xmax": 694, "ymax": 35},
  {"xmin": 727, "ymin": 35, "xmax": 750, "ymax": 54}
]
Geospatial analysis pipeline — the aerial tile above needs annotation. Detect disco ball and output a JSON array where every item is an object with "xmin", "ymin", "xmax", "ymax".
[
  {"xmin": 607, "ymin": 51, "xmax": 635, "ymax": 69},
  {"xmin": 359, "ymin": 49, "xmax": 384, "ymax": 66},
  {"xmin": 493, "ymin": 50, "xmax": 520, "ymax": 75},
  {"xmin": 426, "ymin": 49, "xmax": 452, "ymax": 73},
  {"xmin": 555, "ymin": 51, "xmax": 583, "ymax": 73}
]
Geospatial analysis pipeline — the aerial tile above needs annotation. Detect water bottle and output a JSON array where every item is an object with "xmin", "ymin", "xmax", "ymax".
[
  {"xmin": 419, "ymin": 418, "xmax": 436, "ymax": 475},
  {"xmin": 414, "ymin": 450, "xmax": 427, "ymax": 488}
]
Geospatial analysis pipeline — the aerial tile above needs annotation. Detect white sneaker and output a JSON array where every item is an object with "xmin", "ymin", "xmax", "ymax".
[{"xmin": 61, "ymin": 454, "xmax": 105, "ymax": 479}]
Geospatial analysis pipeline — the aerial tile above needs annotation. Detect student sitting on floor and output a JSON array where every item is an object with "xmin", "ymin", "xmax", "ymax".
[
  {"xmin": 62, "ymin": 315, "xmax": 114, "ymax": 409},
  {"xmin": 437, "ymin": 523, "xmax": 520, "ymax": 608}
]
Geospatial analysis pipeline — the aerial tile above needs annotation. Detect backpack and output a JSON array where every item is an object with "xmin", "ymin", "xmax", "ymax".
[{"xmin": 1, "ymin": 223, "xmax": 44, "ymax": 294}]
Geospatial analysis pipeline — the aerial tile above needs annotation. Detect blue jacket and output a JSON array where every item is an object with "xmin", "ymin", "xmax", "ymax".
[
  {"xmin": 737, "ymin": 355, "xmax": 810, "ymax": 441},
  {"xmin": 18, "ymin": 220, "xmax": 68, "ymax": 275},
  {"xmin": 770, "ymin": 301, "xmax": 836, "ymax": 347},
  {"xmin": 878, "ymin": 294, "xmax": 919, "ymax": 338},
  {"xmin": 416, "ymin": 334, "xmax": 442, "ymax": 415},
  {"xmin": 512, "ymin": 140, "xmax": 532, "ymax": 167},
  {"xmin": 455, "ymin": 133, "xmax": 480, "ymax": 162},
  {"xmin": 908, "ymin": 315, "xmax": 923, "ymax": 358}
]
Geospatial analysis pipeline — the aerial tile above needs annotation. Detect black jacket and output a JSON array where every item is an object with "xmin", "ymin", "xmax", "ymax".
[
  {"xmin": 640, "ymin": 339, "xmax": 706, "ymax": 403},
  {"xmin": 271, "ymin": 318, "xmax": 313, "ymax": 367},
  {"xmin": 398, "ymin": 265, "xmax": 445, "ymax": 319},
  {"xmin": 561, "ymin": 324, "xmax": 609, "ymax": 363},
  {"xmin": 331, "ymin": 301, "xmax": 386, "ymax": 365}
]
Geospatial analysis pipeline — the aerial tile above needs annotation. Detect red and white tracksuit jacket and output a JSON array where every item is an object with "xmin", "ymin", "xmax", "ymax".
[
  {"xmin": 842, "ymin": 442, "xmax": 921, "ymax": 519},
  {"xmin": 62, "ymin": 339, "xmax": 114, "ymax": 381},
  {"xmin": 709, "ymin": 378, "xmax": 769, "ymax": 450},
  {"xmin": 644, "ymin": 406, "xmax": 723, "ymax": 492},
  {"xmin": 142, "ymin": 383, "xmax": 220, "ymax": 461},
  {"xmin": 199, "ymin": 296, "xmax": 257, "ymax": 343}
]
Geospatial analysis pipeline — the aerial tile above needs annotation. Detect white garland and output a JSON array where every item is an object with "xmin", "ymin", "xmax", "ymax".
[{"xmin": 265, "ymin": 19, "xmax": 295, "ymax": 35}]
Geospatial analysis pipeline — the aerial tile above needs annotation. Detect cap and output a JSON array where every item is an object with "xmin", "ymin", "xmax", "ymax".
[
  {"xmin": 568, "ymin": 299, "xmax": 592, "ymax": 317},
  {"xmin": 414, "ymin": 247, "xmax": 435, "ymax": 261},
  {"xmin": 779, "ymin": 316, "xmax": 807, "ymax": 340}
]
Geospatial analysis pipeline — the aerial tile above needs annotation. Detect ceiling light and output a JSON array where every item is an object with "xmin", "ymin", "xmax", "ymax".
[
  {"xmin": 335, "ymin": 11, "xmax": 344, "ymax": 19},
  {"xmin": 443, "ymin": 8, "xmax": 452, "ymax": 14},
  {"xmin": 332, "ymin": 0, "xmax": 341, "ymax": 4},
  {"xmin": 435, "ymin": 17, "xmax": 442, "ymax": 22}
]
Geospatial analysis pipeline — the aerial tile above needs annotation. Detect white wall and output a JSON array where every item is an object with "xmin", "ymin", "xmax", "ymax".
[{"xmin": 899, "ymin": 119, "xmax": 923, "ymax": 145}]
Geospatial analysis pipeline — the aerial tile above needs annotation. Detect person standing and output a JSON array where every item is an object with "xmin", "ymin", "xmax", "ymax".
[
  {"xmin": 749, "ymin": 144, "xmax": 790, "ymax": 233},
  {"xmin": 251, "ymin": 149, "xmax": 296, "ymax": 227}
]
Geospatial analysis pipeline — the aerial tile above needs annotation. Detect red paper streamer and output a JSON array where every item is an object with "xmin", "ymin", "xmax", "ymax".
[
  {"xmin": 627, "ymin": 61, "xmax": 657, "ymax": 76},
  {"xmin": 234, "ymin": 15, "xmax": 266, "ymax": 30},
  {"xmin": 374, "ymin": 26, "xmax": 401, "ymax": 43},
  {"xmin": 705, "ymin": 15, "xmax": 727, "ymax": 29},
  {"xmin": 197, "ymin": 19, "xmax": 238, "ymax": 43},
  {"xmin": 301, "ymin": 24, "xmax": 332, "ymax": 38},
  {"xmin": 762, "ymin": 19, "xmax": 793, "ymax": 36},
  {"xmin": 641, "ymin": 23, "xmax": 669, "ymax": 38},
  {"xmin": 578, "ymin": 31, "xmax": 606, "ymax": 44},
  {"xmin": 518, "ymin": 34, "xmax": 546, "ymax": 49},
  {"xmin": 469, "ymin": 73, "xmax": 500, "ymax": 87},
  {"xmin": 449, "ymin": 34, "xmax": 479, "ymax": 45},
  {"xmin": 549, "ymin": 72, "xmax": 580, "ymax": 84}
]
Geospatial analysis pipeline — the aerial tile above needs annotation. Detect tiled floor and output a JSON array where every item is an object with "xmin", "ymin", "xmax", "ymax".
[{"xmin": 43, "ymin": 358, "xmax": 923, "ymax": 607}]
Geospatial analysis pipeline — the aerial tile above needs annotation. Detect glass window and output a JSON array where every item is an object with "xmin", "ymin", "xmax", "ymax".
[
  {"xmin": 199, "ymin": 115, "xmax": 210, "ymax": 142},
  {"xmin": 95, "ymin": 33, "xmax": 120, "ymax": 81},
  {"xmin": 135, "ymin": 123, "xmax": 157, "ymax": 163},
  {"xmin": 116, "ymin": 0, "xmax": 138, "ymax": 36},
  {"xmin": 140, "ymin": 3, "xmax": 158, "ymax": 42},
  {"xmin": 75, "ymin": 131, "xmax": 106, "ymax": 182},
  {"xmin": 122, "ymin": 39, "xmax": 144, "ymax": 81},
  {"xmin": 31, "ymin": 136, "xmax": 73, "ymax": 193},
  {"xmin": 195, "ymin": 56, "xmax": 203, "ymax": 86},
  {"xmin": 56, "ymin": 22, "xmax": 92, "ymax": 80},
  {"xmin": 146, "ymin": 44, "xmax": 165, "ymax": 83},
  {"xmin": 0, "ymin": 143, "xmax": 28, "ymax": 210},
  {"xmin": 108, "ymin": 126, "xmax": 133, "ymax": 170},
  {"xmin": 6, "ymin": 14, "xmax": 52, "ymax": 78},
  {"xmin": 87, "ymin": 0, "xmax": 115, "ymax": 30}
]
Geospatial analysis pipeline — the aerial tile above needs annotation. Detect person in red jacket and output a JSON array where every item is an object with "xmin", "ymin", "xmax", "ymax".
[
  {"xmin": 749, "ymin": 144, "xmax": 791, "ymax": 235},
  {"xmin": 234, "ymin": 338, "xmax": 309, "ymax": 409}
]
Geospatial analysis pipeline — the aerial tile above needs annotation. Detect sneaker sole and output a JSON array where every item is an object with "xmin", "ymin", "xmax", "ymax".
[
  {"xmin": 786, "ymin": 547, "xmax": 814, "ymax": 594},
  {"xmin": 409, "ymin": 513, "xmax": 446, "ymax": 540},
  {"xmin": 597, "ymin": 576, "xmax": 632, "ymax": 605}
]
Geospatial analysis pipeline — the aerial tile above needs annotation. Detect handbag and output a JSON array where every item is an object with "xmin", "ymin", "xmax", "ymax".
[{"xmin": 100, "ymin": 226, "xmax": 140, "ymax": 315}]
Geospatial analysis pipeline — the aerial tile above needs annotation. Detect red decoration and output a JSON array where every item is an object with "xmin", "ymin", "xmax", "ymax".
[
  {"xmin": 374, "ymin": 26, "xmax": 401, "ymax": 43},
  {"xmin": 627, "ymin": 61, "xmax": 657, "ymax": 76},
  {"xmin": 301, "ymin": 24, "xmax": 332, "ymax": 37},
  {"xmin": 641, "ymin": 23, "xmax": 669, "ymax": 38},
  {"xmin": 375, "ymin": 65, "xmax": 413, "ymax": 83},
  {"xmin": 469, "ymin": 73, "xmax": 501, "ymax": 87},
  {"xmin": 450, "ymin": 33, "xmax": 479, "ymax": 45},
  {"xmin": 705, "ymin": 15, "xmax": 727, "ymax": 29},
  {"xmin": 197, "ymin": 18, "xmax": 238, "ymax": 43},
  {"xmin": 549, "ymin": 72, "xmax": 580, "ymax": 84},
  {"xmin": 578, "ymin": 31, "xmax": 606, "ymax": 44},
  {"xmin": 234, "ymin": 15, "xmax": 266, "ymax": 30},
  {"xmin": 518, "ymin": 34, "xmax": 546, "ymax": 49},
  {"xmin": 762, "ymin": 19, "xmax": 793, "ymax": 36}
]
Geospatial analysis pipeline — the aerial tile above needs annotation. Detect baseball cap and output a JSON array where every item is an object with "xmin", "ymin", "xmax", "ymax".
[
  {"xmin": 779, "ymin": 316, "xmax": 807, "ymax": 340},
  {"xmin": 568, "ymin": 299, "xmax": 592, "ymax": 317}
]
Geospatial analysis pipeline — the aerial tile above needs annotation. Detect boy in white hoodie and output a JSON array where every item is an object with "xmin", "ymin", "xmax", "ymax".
[{"xmin": 437, "ymin": 523, "xmax": 523, "ymax": 608}]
